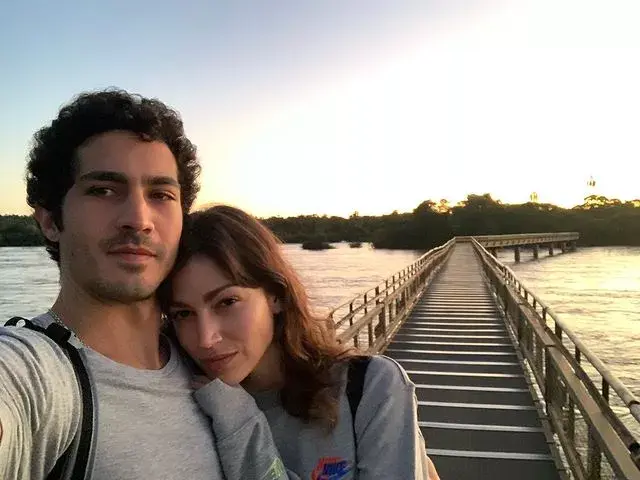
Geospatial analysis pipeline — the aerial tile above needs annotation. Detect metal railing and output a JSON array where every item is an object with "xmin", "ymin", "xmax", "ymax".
[
  {"xmin": 472, "ymin": 237, "xmax": 640, "ymax": 480},
  {"xmin": 329, "ymin": 239, "xmax": 455, "ymax": 352},
  {"xmin": 472, "ymin": 232, "xmax": 580, "ymax": 247}
]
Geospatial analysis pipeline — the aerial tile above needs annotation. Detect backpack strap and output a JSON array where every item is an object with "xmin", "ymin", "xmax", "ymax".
[
  {"xmin": 346, "ymin": 356, "xmax": 371, "ymax": 431},
  {"xmin": 5, "ymin": 317, "xmax": 94, "ymax": 480}
]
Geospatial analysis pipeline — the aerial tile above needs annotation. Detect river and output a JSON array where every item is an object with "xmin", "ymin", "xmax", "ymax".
[{"xmin": 1, "ymin": 243, "xmax": 638, "ymax": 438}]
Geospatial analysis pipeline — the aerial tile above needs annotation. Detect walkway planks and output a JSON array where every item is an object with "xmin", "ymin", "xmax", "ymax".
[{"xmin": 385, "ymin": 243, "xmax": 564, "ymax": 479}]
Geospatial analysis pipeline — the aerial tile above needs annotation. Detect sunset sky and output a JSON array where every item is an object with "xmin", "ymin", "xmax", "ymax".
[{"xmin": 1, "ymin": 0, "xmax": 639, "ymax": 218}]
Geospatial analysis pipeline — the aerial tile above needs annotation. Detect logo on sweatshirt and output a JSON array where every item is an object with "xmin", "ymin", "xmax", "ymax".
[{"xmin": 311, "ymin": 457, "xmax": 352, "ymax": 480}]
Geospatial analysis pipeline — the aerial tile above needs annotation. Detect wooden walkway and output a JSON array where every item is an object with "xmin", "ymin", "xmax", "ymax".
[{"xmin": 385, "ymin": 243, "xmax": 564, "ymax": 479}]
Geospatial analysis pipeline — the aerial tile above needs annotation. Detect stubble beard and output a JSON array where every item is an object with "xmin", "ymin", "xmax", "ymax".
[
  {"xmin": 72, "ymin": 252, "xmax": 167, "ymax": 306},
  {"xmin": 87, "ymin": 276, "xmax": 156, "ymax": 304},
  {"xmin": 62, "ymin": 232, "xmax": 175, "ymax": 306}
]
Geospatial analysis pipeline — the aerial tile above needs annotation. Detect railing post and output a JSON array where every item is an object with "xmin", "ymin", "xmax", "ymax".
[
  {"xmin": 553, "ymin": 324, "xmax": 567, "ymax": 407},
  {"xmin": 385, "ymin": 279, "xmax": 392, "ymax": 321},
  {"xmin": 517, "ymin": 309, "xmax": 524, "ymax": 343},
  {"xmin": 375, "ymin": 286, "xmax": 386, "ymax": 339},
  {"xmin": 565, "ymin": 346, "xmax": 580, "ymax": 446},
  {"xmin": 401, "ymin": 271, "xmax": 406, "ymax": 307},
  {"xmin": 567, "ymin": 393, "xmax": 576, "ymax": 444},
  {"xmin": 587, "ymin": 426, "xmax": 602, "ymax": 479},
  {"xmin": 349, "ymin": 302, "xmax": 359, "ymax": 349},
  {"xmin": 347, "ymin": 302, "xmax": 359, "ymax": 349},
  {"xmin": 544, "ymin": 351, "xmax": 560, "ymax": 426}
]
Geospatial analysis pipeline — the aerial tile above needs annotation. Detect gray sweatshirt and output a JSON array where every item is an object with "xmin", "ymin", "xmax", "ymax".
[
  {"xmin": 0, "ymin": 314, "xmax": 290, "ymax": 480},
  {"xmin": 195, "ymin": 355, "xmax": 430, "ymax": 479}
]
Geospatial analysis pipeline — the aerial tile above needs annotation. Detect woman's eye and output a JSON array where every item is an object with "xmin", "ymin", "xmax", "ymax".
[
  {"xmin": 170, "ymin": 310, "xmax": 192, "ymax": 320},
  {"xmin": 217, "ymin": 297, "xmax": 238, "ymax": 308}
]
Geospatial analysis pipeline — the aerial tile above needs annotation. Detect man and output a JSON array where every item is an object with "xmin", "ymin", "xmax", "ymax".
[{"xmin": 0, "ymin": 89, "xmax": 291, "ymax": 479}]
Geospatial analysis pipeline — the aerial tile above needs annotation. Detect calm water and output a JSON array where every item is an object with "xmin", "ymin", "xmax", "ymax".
[
  {"xmin": 1, "ymin": 244, "xmax": 638, "ymax": 436},
  {"xmin": 500, "ymin": 246, "xmax": 640, "ymax": 399},
  {"xmin": 0, "ymin": 243, "xmax": 423, "ymax": 319}
]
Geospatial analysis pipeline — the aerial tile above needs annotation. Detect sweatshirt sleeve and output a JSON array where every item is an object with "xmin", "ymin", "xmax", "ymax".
[
  {"xmin": 0, "ymin": 326, "xmax": 81, "ymax": 480},
  {"xmin": 353, "ymin": 355, "xmax": 433, "ymax": 480},
  {"xmin": 193, "ymin": 380, "xmax": 301, "ymax": 480}
]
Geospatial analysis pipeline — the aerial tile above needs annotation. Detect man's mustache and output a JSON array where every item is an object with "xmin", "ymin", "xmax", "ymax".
[{"xmin": 101, "ymin": 231, "xmax": 162, "ymax": 256}]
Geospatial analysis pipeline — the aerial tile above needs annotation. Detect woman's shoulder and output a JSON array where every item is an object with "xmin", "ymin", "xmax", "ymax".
[{"xmin": 361, "ymin": 354, "xmax": 415, "ymax": 390}]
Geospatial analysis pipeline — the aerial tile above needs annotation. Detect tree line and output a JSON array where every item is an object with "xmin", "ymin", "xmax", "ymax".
[{"xmin": 2, "ymin": 194, "xmax": 639, "ymax": 250}]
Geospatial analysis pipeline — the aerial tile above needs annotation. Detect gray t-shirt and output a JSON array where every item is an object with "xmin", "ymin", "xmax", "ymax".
[
  {"xmin": 84, "ymin": 339, "xmax": 224, "ymax": 479},
  {"xmin": 243, "ymin": 355, "xmax": 429, "ymax": 479},
  {"xmin": 0, "ymin": 314, "xmax": 224, "ymax": 479}
]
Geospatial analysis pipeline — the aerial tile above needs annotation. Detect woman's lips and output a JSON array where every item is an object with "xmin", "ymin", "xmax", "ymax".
[{"xmin": 201, "ymin": 352, "xmax": 238, "ymax": 375}]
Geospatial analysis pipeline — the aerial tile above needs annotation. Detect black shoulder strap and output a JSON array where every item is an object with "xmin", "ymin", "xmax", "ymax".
[
  {"xmin": 346, "ymin": 356, "xmax": 371, "ymax": 423},
  {"xmin": 5, "ymin": 317, "xmax": 94, "ymax": 480}
]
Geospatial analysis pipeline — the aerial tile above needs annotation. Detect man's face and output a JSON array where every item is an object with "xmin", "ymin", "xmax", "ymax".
[{"xmin": 53, "ymin": 130, "xmax": 183, "ymax": 304}]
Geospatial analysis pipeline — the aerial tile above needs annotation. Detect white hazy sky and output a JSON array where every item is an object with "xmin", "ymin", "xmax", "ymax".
[{"xmin": 1, "ymin": 0, "xmax": 639, "ymax": 217}]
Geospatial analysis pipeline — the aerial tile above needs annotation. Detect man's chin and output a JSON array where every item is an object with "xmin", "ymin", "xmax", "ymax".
[{"xmin": 89, "ymin": 278, "xmax": 158, "ymax": 304}]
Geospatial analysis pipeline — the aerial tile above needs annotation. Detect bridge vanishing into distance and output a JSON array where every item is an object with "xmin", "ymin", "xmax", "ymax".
[{"xmin": 330, "ymin": 232, "xmax": 640, "ymax": 480}]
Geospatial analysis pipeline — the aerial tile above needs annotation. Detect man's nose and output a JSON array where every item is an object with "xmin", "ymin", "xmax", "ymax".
[{"xmin": 117, "ymin": 190, "xmax": 154, "ymax": 233}]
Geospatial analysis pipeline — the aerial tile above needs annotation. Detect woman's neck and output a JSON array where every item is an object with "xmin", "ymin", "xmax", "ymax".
[{"xmin": 242, "ymin": 344, "xmax": 285, "ymax": 394}]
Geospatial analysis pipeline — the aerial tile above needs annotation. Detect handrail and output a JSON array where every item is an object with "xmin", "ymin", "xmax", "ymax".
[
  {"xmin": 471, "ymin": 237, "xmax": 640, "ymax": 479},
  {"xmin": 330, "ymin": 238, "xmax": 455, "ymax": 351},
  {"xmin": 328, "ymin": 239, "xmax": 454, "ymax": 318},
  {"xmin": 474, "ymin": 237, "xmax": 640, "ymax": 424},
  {"xmin": 473, "ymin": 232, "xmax": 580, "ymax": 248},
  {"xmin": 474, "ymin": 232, "xmax": 580, "ymax": 241}
]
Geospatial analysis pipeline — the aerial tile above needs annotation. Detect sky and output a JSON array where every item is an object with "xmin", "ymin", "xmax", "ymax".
[{"xmin": 1, "ymin": 0, "xmax": 639, "ymax": 218}]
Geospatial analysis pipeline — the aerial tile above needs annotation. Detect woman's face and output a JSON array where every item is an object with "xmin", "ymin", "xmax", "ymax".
[{"xmin": 169, "ymin": 254, "xmax": 279, "ymax": 385}]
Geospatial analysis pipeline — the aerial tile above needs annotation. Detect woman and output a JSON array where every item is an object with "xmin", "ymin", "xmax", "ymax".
[{"xmin": 163, "ymin": 205, "xmax": 440, "ymax": 480}]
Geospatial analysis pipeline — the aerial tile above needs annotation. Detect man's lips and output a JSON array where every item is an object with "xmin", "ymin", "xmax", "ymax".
[{"xmin": 109, "ymin": 245, "xmax": 156, "ymax": 256}]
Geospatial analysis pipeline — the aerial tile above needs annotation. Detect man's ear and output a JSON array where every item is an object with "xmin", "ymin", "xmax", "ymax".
[{"xmin": 34, "ymin": 206, "xmax": 61, "ymax": 242}]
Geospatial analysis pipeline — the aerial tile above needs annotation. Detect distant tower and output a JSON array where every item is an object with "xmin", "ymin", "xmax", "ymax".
[
  {"xmin": 529, "ymin": 192, "xmax": 539, "ymax": 203},
  {"xmin": 587, "ymin": 176, "xmax": 597, "ymax": 197}
]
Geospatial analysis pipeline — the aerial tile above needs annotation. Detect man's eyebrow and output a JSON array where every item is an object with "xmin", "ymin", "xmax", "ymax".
[
  {"xmin": 77, "ymin": 171, "xmax": 180, "ymax": 188},
  {"xmin": 78, "ymin": 171, "xmax": 127, "ymax": 184},
  {"xmin": 145, "ymin": 176, "xmax": 180, "ymax": 188}
]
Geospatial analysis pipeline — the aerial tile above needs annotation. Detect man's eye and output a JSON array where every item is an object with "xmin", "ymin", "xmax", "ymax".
[
  {"xmin": 86, "ymin": 186, "xmax": 116, "ymax": 196},
  {"xmin": 151, "ymin": 191, "xmax": 177, "ymax": 201}
]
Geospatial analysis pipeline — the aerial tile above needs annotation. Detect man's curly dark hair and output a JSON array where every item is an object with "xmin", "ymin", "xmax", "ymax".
[{"xmin": 25, "ymin": 88, "xmax": 201, "ymax": 263}]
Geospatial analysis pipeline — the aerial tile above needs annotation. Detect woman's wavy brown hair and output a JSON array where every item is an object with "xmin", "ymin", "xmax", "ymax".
[{"xmin": 161, "ymin": 204, "xmax": 354, "ymax": 429}]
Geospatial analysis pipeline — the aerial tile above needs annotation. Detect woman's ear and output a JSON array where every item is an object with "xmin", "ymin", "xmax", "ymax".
[{"xmin": 269, "ymin": 296, "xmax": 282, "ymax": 315}]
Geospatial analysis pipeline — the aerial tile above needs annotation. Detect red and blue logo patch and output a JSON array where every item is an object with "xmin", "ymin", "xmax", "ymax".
[{"xmin": 311, "ymin": 457, "xmax": 352, "ymax": 480}]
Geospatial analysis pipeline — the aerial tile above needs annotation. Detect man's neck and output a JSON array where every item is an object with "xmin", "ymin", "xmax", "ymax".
[{"xmin": 51, "ymin": 291, "xmax": 167, "ymax": 370}]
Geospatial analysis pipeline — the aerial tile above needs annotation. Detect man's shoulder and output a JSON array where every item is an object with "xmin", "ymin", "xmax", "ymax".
[
  {"xmin": 0, "ymin": 317, "xmax": 76, "ymax": 375},
  {"xmin": 0, "ymin": 318, "xmax": 84, "ymax": 480}
]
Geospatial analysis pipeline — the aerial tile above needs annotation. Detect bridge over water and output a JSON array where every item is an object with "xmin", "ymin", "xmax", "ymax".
[{"xmin": 330, "ymin": 232, "xmax": 640, "ymax": 480}]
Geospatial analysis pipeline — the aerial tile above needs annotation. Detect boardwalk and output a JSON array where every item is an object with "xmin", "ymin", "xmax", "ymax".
[{"xmin": 385, "ymin": 243, "xmax": 564, "ymax": 479}]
